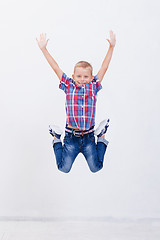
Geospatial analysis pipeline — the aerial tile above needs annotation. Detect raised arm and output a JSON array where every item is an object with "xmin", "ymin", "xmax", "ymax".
[
  {"xmin": 97, "ymin": 30, "xmax": 116, "ymax": 83},
  {"xmin": 36, "ymin": 33, "xmax": 63, "ymax": 81}
]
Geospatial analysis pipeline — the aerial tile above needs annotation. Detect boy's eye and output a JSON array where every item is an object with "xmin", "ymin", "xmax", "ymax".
[{"xmin": 85, "ymin": 76, "xmax": 88, "ymax": 78}]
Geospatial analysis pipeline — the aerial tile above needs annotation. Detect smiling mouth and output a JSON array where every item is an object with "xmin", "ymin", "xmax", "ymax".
[{"xmin": 77, "ymin": 81, "xmax": 86, "ymax": 85}]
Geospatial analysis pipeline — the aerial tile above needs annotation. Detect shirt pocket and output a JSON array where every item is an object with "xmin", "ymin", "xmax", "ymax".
[{"xmin": 86, "ymin": 92, "xmax": 95, "ymax": 103}]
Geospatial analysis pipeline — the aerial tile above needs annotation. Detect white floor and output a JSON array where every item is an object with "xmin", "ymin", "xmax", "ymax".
[{"xmin": 0, "ymin": 220, "xmax": 160, "ymax": 240}]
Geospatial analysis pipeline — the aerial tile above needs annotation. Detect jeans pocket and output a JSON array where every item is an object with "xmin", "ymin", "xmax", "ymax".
[
  {"xmin": 63, "ymin": 132, "xmax": 72, "ymax": 143},
  {"xmin": 88, "ymin": 132, "xmax": 95, "ymax": 142}
]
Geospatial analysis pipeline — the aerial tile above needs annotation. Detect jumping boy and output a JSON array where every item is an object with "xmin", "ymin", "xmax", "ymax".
[{"xmin": 36, "ymin": 30, "xmax": 116, "ymax": 173}]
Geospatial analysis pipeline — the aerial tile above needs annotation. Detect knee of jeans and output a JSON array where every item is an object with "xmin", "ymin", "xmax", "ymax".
[
  {"xmin": 90, "ymin": 168, "xmax": 99, "ymax": 173},
  {"xmin": 90, "ymin": 164, "xmax": 103, "ymax": 173},
  {"xmin": 58, "ymin": 165, "xmax": 71, "ymax": 173}
]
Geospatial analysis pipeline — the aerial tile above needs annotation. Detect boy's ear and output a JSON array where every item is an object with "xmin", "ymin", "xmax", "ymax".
[{"xmin": 72, "ymin": 74, "xmax": 75, "ymax": 80}]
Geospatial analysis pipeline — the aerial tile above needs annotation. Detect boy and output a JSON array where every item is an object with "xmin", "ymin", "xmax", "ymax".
[{"xmin": 36, "ymin": 30, "xmax": 116, "ymax": 173}]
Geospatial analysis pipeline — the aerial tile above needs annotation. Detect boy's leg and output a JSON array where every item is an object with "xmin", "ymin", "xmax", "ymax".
[
  {"xmin": 82, "ymin": 133, "xmax": 109, "ymax": 173},
  {"xmin": 82, "ymin": 119, "xmax": 109, "ymax": 173},
  {"xmin": 94, "ymin": 119, "xmax": 109, "ymax": 168},
  {"xmin": 97, "ymin": 135, "xmax": 109, "ymax": 163},
  {"xmin": 52, "ymin": 133, "xmax": 80, "ymax": 173}
]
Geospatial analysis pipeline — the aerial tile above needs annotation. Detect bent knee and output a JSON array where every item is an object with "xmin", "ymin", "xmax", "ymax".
[
  {"xmin": 89, "ymin": 164, "xmax": 103, "ymax": 173},
  {"xmin": 58, "ymin": 165, "xmax": 72, "ymax": 173}
]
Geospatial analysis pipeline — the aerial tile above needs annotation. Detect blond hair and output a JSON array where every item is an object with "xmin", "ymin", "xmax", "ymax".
[{"xmin": 74, "ymin": 61, "xmax": 93, "ymax": 75}]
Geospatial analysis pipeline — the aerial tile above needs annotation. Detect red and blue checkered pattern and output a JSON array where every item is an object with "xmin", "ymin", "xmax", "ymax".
[{"xmin": 59, "ymin": 72, "xmax": 102, "ymax": 130}]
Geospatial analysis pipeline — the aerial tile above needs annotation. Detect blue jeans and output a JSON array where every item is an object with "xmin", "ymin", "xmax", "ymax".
[{"xmin": 52, "ymin": 129, "xmax": 109, "ymax": 173}]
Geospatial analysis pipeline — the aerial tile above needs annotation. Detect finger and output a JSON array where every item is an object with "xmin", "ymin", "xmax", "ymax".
[
  {"xmin": 36, "ymin": 37, "xmax": 40, "ymax": 43},
  {"xmin": 41, "ymin": 33, "xmax": 44, "ymax": 39},
  {"xmin": 110, "ymin": 30, "xmax": 114, "ymax": 36},
  {"xmin": 106, "ymin": 39, "xmax": 110, "ymax": 44}
]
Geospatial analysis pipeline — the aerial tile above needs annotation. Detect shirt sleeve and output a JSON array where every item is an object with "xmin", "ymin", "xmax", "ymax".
[
  {"xmin": 92, "ymin": 75, "xmax": 102, "ymax": 94},
  {"xmin": 59, "ymin": 72, "xmax": 72, "ymax": 94}
]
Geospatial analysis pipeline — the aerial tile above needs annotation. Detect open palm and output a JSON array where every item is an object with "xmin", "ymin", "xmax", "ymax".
[
  {"xmin": 106, "ymin": 30, "xmax": 116, "ymax": 47},
  {"xmin": 36, "ymin": 33, "xmax": 49, "ymax": 50}
]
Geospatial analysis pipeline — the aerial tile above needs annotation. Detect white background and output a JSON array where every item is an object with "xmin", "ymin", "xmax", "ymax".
[{"xmin": 0, "ymin": 0, "xmax": 160, "ymax": 219}]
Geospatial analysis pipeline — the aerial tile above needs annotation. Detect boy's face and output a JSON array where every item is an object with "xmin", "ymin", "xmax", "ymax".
[{"xmin": 72, "ymin": 67, "xmax": 94, "ymax": 86}]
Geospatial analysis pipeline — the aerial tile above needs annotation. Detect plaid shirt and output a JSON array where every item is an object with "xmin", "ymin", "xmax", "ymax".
[{"xmin": 59, "ymin": 72, "xmax": 102, "ymax": 130}]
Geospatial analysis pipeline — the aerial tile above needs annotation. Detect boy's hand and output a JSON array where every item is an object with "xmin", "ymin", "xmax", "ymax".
[
  {"xmin": 97, "ymin": 30, "xmax": 116, "ymax": 82},
  {"xmin": 36, "ymin": 33, "xmax": 49, "ymax": 51},
  {"xmin": 36, "ymin": 33, "xmax": 63, "ymax": 81},
  {"xmin": 106, "ymin": 30, "xmax": 116, "ymax": 48}
]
